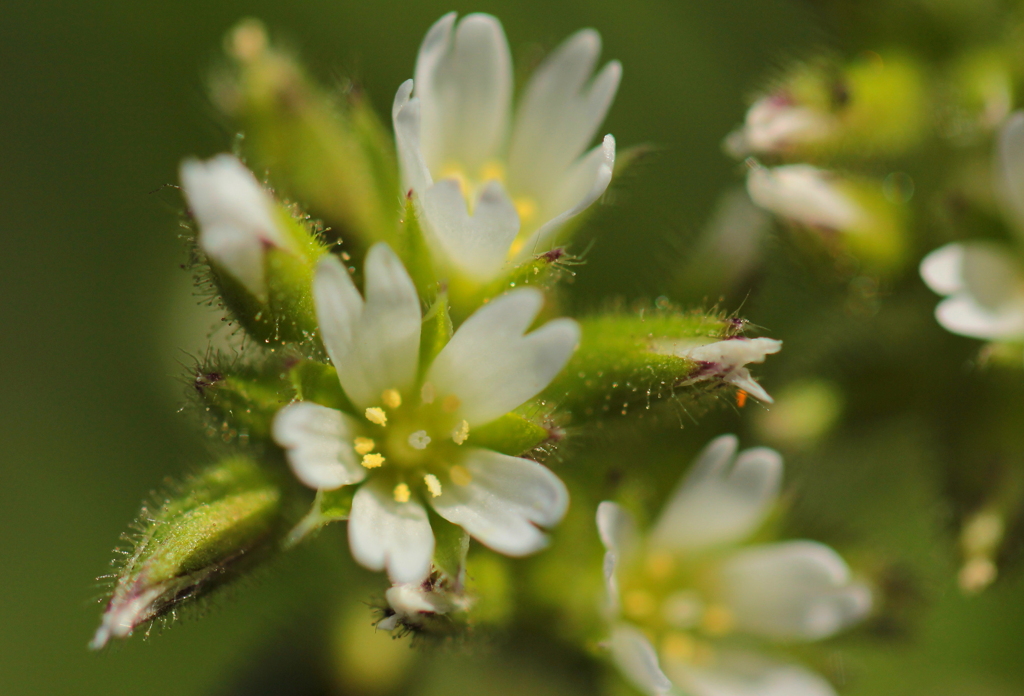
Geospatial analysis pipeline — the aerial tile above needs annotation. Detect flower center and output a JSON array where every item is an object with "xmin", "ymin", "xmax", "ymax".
[
  {"xmin": 438, "ymin": 159, "xmax": 538, "ymax": 232},
  {"xmin": 353, "ymin": 385, "xmax": 475, "ymax": 503}
]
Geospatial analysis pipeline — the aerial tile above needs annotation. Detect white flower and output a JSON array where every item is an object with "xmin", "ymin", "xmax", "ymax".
[
  {"xmin": 393, "ymin": 12, "xmax": 620, "ymax": 281},
  {"xmin": 273, "ymin": 243, "xmax": 578, "ymax": 583},
  {"xmin": 919, "ymin": 113, "xmax": 1024, "ymax": 343},
  {"xmin": 746, "ymin": 163, "xmax": 867, "ymax": 232},
  {"xmin": 180, "ymin": 154, "xmax": 296, "ymax": 298},
  {"xmin": 653, "ymin": 337, "xmax": 782, "ymax": 403},
  {"xmin": 598, "ymin": 435, "xmax": 871, "ymax": 696},
  {"xmin": 725, "ymin": 93, "xmax": 836, "ymax": 158}
]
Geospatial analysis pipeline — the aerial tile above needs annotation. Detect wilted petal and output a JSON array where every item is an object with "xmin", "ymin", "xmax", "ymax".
[
  {"xmin": 508, "ymin": 29, "xmax": 621, "ymax": 198},
  {"xmin": 415, "ymin": 12, "xmax": 512, "ymax": 174},
  {"xmin": 651, "ymin": 435, "xmax": 782, "ymax": 552},
  {"xmin": 180, "ymin": 154, "xmax": 288, "ymax": 297},
  {"xmin": 273, "ymin": 402, "xmax": 366, "ymax": 490},
  {"xmin": 419, "ymin": 178, "xmax": 520, "ymax": 280},
  {"xmin": 349, "ymin": 481, "xmax": 434, "ymax": 584},
  {"xmin": 428, "ymin": 288, "xmax": 580, "ymax": 425},
  {"xmin": 747, "ymin": 164, "xmax": 865, "ymax": 231},
  {"xmin": 314, "ymin": 245, "xmax": 422, "ymax": 409},
  {"xmin": 719, "ymin": 540, "xmax": 872, "ymax": 641},
  {"xmin": 430, "ymin": 449, "xmax": 568, "ymax": 556},
  {"xmin": 516, "ymin": 134, "xmax": 616, "ymax": 257},
  {"xmin": 665, "ymin": 650, "xmax": 838, "ymax": 696},
  {"xmin": 608, "ymin": 624, "xmax": 674, "ymax": 696},
  {"xmin": 597, "ymin": 501, "xmax": 640, "ymax": 612},
  {"xmin": 392, "ymin": 80, "xmax": 432, "ymax": 194},
  {"xmin": 996, "ymin": 111, "xmax": 1024, "ymax": 235},
  {"xmin": 658, "ymin": 337, "xmax": 782, "ymax": 403},
  {"xmin": 920, "ymin": 241, "xmax": 1024, "ymax": 340}
]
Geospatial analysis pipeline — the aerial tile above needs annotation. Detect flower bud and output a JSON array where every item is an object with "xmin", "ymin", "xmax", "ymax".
[{"xmin": 91, "ymin": 457, "xmax": 285, "ymax": 649}]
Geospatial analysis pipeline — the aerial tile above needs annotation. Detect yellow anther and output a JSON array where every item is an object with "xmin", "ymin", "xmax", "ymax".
[
  {"xmin": 646, "ymin": 552, "xmax": 675, "ymax": 581},
  {"xmin": 623, "ymin": 590, "xmax": 657, "ymax": 620},
  {"xmin": 449, "ymin": 465, "xmax": 473, "ymax": 486},
  {"xmin": 442, "ymin": 395, "xmax": 461, "ymax": 413},
  {"xmin": 479, "ymin": 160, "xmax": 506, "ymax": 183},
  {"xmin": 424, "ymin": 474, "xmax": 443, "ymax": 498},
  {"xmin": 700, "ymin": 605, "xmax": 735, "ymax": 636},
  {"xmin": 420, "ymin": 382, "xmax": 436, "ymax": 404},
  {"xmin": 661, "ymin": 632, "xmax": 696, "ymax": 663},
  {"xmin": 393, "ymin": 483, "xmax": 411, "ymax": 503},
  {"xmin": 514, "ymin": 196, "xmax": 537, "ymax": 225},
  {"xmin": 361, "ymin": 453, "xmax": 385, "ymax": 469},
  {"xmin": 381, "ymin": 389, "xmax": 402, "ymax": 409},
  {"xmin": 353, "ymin": 437, "xmax": 375, "ymax": 455},
  {"xmin": 365, "ymin": 407, "xmax": 387, "ymax": 426},
  {"xmin": 452, "ymin": 420, "xmax": 470, "ymax": 445}
]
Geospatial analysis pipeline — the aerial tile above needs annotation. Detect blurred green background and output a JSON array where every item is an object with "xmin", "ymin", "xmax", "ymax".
[{"xmin": 4, "ymin": 0, "xmax": 1024, "ymax": 694}]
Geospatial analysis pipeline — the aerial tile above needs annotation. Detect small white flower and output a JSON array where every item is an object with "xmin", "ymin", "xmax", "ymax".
[
  {"xmin": 273, "ymin": 243, "xmax": 577, "ymax": 583},
  {"xmin": 393, "ymin": 13, "xmax": 620, "ymax": 281},
  {"xmin": 653, "ymin": 337, "xmax": 782, "ymax": 403},
  {"xmin": 746, "ymin": 163, "xmax": 867, "ymax": 232},
  {"xmin": 725, "ymin": 93, "xmax": 836, "ymax": 158},
  {"xmin": 919, "ymin": 112, "xmax": 1024, "ymax": 343},
  {"xmin": 598, "ymin": 435, "xmax": 871, "ymax": 696},
  {"xmin": 179, "ymin": 154, "xmax": 296, "ymax": 298}
]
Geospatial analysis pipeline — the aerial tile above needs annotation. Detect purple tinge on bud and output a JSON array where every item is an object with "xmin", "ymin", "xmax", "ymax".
[{"xmin": 654, "ymin": 337, "xmax": 783, "ymax": 403}]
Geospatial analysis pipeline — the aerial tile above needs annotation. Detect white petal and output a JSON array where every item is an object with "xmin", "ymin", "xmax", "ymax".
[
  {"xmin": 272, "ymin": 402, "xmax": 366, "ymax": 490},
  {"xmin": 430, "ymin": 448, "xmax": 568, "ymax": 556},
  {"xmin": 392, "ymin": 80, "xmax": 432, "ymax": 194},
  {"xmin": 726, "ymin": 96, "xmax": 835, "ymax": 157},
  {"xmin": 597, "ymin": 502, "xmax": 640, "ymax": 613},
  {"xmin": 415, "ymin": 13, "xmax": 512, "ymax": 175},
  {"xmin": 747, "ymin": 164, "xmax": 865, "ymax": 231},
  {"xmin": 667, "ymin": 651, "xmax": 838, "ymax": 696},
  {"xmin": 921, "ymin": 242, "xmax": 1024, "ymax": 340},
  {"xmin": 180, "ymin": 154, "xmax": 288, "ymax": 297},
  {"xmin": 659, "ymin": 337, "xmax": 782, "ymax": 404},
  {"xmin": 419, "ymin": 178, "xmax": 519, "ymax": 281},
  {"xmin": 719, "ymin": 540, "xmax": 872, "ymax": 641},
  {"xmin": 608, "ymin": 624, "xmax": 674, "ymax": 696},
  {"xmin": 348, "ymin": 481, "xmax": 434, "ymax": 584},
  {"xmin": 313, "ymin": 245, "xmax": 422, "ymax": 409},
  {"xmin": 427, "ymin": 288, "xmax": 580, "ymax": 425},
  {"xmin": 996, "ymin": 111, "xmax": 1024, "ymax": 236},
  {"xmin": 508, "ymin": 29, "xmax": 621, "ymax": 199},
  {"xmin": 652, "ymin": 436, "xmax": 782, "ymax": 551},
  {"xmin": 515, "ymin": 134, "xmax": 616, "ymax": 257}
]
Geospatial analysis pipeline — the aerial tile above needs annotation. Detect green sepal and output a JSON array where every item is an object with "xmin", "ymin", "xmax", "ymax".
[
  {"xmin": 214, "ymin": 20, "xmax": 398, "ymax": 245},
  {"xmin": 285, "ymin": 486, "xmax": 356, "ymax": 548},
  {"xmin": 207, "ymin": 206, "xmax": 328, "ymax": 348},
  {"xmin": 472, "ymin": 413, "xmax": 549, "ymax": 456},
  {"xmin": 289, "ymin": 359, "xmax": 357, "ymax": 416},
  {"xmin": 430, "ymin": 513, "xmax": 470, "ymax": 582},
  {"xmin": 420, "ymin": 292, "xmax": 453, "ymax": 374},
  {"xmin": 92, "ymin": 457, "xmax": 285, "ymax": 649},
  {"xmin": 193, "ymin": 356, "xmax": 296, "ymax": 444},
  {"xmin": 394, "ymin": 197, "xmax": 438, "ymax": 295},
  {"xmin": 542, "ymin": 308, "xmax": 740, "ymax": 422}
]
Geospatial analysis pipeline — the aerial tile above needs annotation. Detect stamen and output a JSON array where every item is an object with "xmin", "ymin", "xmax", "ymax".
[
  {"xmin": 661, "ymin": 632, "xmax": 697, "ymax": 662},
  {"xmin": 361, "ymin": 453, "xmax": 385, "ymax": 469},
  {"xmin": 420, "ymin": 382, "xmax": 436, "ymax": 404},
  {"xmin": 423, "ymin": 474, "xmax": 443, "ymax": 497},
  {"xmin": 479, "ymin": 160, "xmax": 505, "ymax": 183},
  {"xmin": 646, "ymin": 552, "xmax": 675, "ymax": 581},
  {"xmin": 449, "ymin": 465, "xmax": 473, "ymax": 486},
  {"xmin": 623, "ymin": 590, "xmax": 656, "ymax": 620},
  {"xmin": 700, "ymin": 605, "xmax": 735, "ymax": 636},
  {"xmin": 442, "ymin": 395, "xmax": 461, "ymax": 413},
  {"xmin": 514, "ymin": 196, "xmax": 537, "ymax": 225},
  {"xmin": 408, "ymin": 430, "xmax": 431, "ymax": 450},
  {"xmin": 381, "ymin": 389, "xmax": 402, "ymax": 409},
  {"xmin": 393, "ymin": 483, "xmax": 411, "ymax": 503},
  {"xmin": 353, "ymin": 437, "xmax": 375, "ymax": 455},
  {"xmin": 365, "ymin": 407, "xmax": 387, "ymax": 426},
  {"xmin": 451, "ymin": 420, "xmax": 470, "ymax": 445}
]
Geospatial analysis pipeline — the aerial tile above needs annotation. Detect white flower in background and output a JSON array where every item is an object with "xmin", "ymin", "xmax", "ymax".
[
  {"xmin": 919, "ymin": 112, "xmax": 1024, "ymax": 342},
  {"xmin": 725, "ymin": 93, "xmax": 836, "ymax": 158},
  {"xmin": 653, "ymin": 337, "xmax": 782, "ymax": 403},
  {"xmin": 598, "ymin": 435, "xmax": 871, "ymax": 696},
  {"xmin": 180, "ymin": 154, "xmax": 296, "ymax": 298},
  {"xmin": 393, "ymin": 12, "xmax": 620, "ymax": 281},
  {"xmin": 273, "ymin": 243, "xmax": 577, "ymax": 583},
  {"xmin": 746, "ymin": 163, "xmax": 867, "ymax": 232}
]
